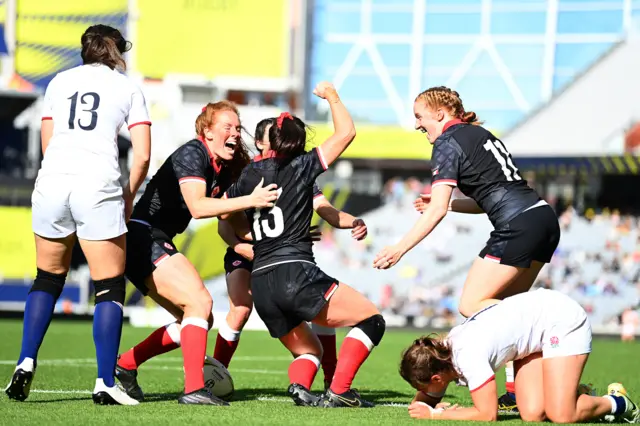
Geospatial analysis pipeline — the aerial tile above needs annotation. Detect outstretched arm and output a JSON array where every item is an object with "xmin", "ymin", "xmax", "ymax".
[
  {"xmin": 314, "ymin": 196, "xmax": 367, "ymax": 240},
  {"xmin": 373, "ymin": 184, "xmax": 453, "ymax": 269}
]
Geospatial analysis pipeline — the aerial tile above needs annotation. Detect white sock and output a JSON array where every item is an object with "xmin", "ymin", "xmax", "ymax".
[{"xmin": 218, "ymin": 320, "xmax": 241, "ymax": 342}]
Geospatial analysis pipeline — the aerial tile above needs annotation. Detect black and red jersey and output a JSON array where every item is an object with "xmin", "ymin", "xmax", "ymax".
[
  {"xmin": 225, "ymin": 148, "xmax": 328, "ymax": 270},
  {"xmin": 132, "ymin": 138, "xmax": 233, "ymax": 238},
  {"xmin": 431, "ymin": 120, "xmax": 540, "ymax": 228}
]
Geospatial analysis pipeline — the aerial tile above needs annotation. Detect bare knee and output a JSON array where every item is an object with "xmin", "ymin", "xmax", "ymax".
[
  {"xmin": 519, "ymin": 407, "xmax": 546, "ymax": 423},
  {"xmin": 186, "ymin": 288, "xmax": 213, "ymax": 319},
  {"xmin": 546, "ymin": 411, "xmax": 577, "ymax": 424}
]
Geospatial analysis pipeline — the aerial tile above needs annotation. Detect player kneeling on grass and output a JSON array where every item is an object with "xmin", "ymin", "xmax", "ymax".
[
  {"xmin": 399, "ymin": 289, "xmax": 639, "ymax": 423},
  {"xmin": 222, "ymin": 82, "xmax": 385, "ymax": 408}
]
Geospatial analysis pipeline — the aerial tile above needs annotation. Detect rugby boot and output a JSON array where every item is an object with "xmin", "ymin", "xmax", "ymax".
[
  {"xmin": 92, "ymin": 378, "xmax": 140, "ymax": 405},
  {"xmin": 178, "ymin": 388, "xmax": 230, "ymax": 406},
  {"xmin": 115, "ymin": 362, "xmax": 144, "ymax": 402},
  {"xmin": 5, "ymin": 358, "xmax": 36, "ymax": 402},
  {"xmin": 317, "ymin": 388, "xmax": 374, "ymax": 408},
  {"xmin": 498, "ymin": 392, "xmax": 519, "ymax": 414},
  {"xmin": 607, "ymin": 383, "xmax": 640, "ymax": 423},
  {"xmin": 287, "ymin": 383, "xmax": 321, "ymax": 407}
]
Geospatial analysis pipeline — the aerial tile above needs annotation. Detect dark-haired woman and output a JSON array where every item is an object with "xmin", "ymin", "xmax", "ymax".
[
  {"xmin": 214, "ymin": 117, "xmax": 368, "ymax": 390},
  {"xmin": 5, "ymin": 24, "xmax": 150, "ymax": 405},
  {"xmin": 399, "ymin": 289, "xmax": 639, "ymax": 423},
  {"xmin": 223, "ymin": 82, "xmax": 384, "ymax": 408},
  {"xmin": 373, "ymin": 86, "xmax": 561, "ymax": 410},
  {"xmin": 113, "ymin": 101, "xmax": 278, "ymax": 406}
]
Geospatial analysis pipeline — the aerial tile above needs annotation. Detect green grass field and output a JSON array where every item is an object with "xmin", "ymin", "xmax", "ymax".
[{"xmin": 0, "ymin": 319, "xmax": 638, "ymax": 425}]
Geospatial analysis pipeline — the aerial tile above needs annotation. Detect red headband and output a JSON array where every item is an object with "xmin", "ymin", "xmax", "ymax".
[
  {"xmin": 277, "ymin": 112, "xmax": 293, "ymax": 129},
  {"xmin": 202, "ymin": 106, "xmax": 207, "ymax": 113}
]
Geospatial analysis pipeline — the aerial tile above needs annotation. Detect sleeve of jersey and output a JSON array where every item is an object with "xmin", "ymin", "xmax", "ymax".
[
  {"xmin": 41, "ymin": 77, "xmax": 57, "ymax": 121},
  {"xmin": 224, "ymin": 167, "xmax": 255, "ymax": 199},
  {"xmin": 126, "ymin": 83, "xmax": 152, "ymax": 130},
  {"xmin": 312, "ymin": 183, "xmax": 325, "ymax": 201},
  {"xmin": 431, "ymin": 142, "xmax": 460, "ymax": 188},
  {"xmin": 297, "ymin": 148, "xmax": 328, "ymax": 186},
  {"xmin": 173, "ymin": 144, "xmax": 208, "ymax": 185},
  {"xmin": 455, "ymin": 351, "xmax": 496, "ymax": 393}
]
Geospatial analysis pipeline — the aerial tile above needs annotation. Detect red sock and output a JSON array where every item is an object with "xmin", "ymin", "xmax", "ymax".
[
  {"xmin": 213, "ymin": 321, "xmax": 241, "ymax": 368},
  {"xmin": 118, "ymin": 322, "xmax": 181, "ymax": 370},
  {"xmin": 181, "ymin": 318, "xmax": 208, "ymax": 394},
  {"xmin": 330, "ymin": 329, "xmax": 373, "ymax": 394},
  {"xmin": 317, "ymin": 334, "xmax": 337, "ymax": 384},
  {"xmin": 288, "ymin": 354, "xmax": 320, "ymax": 389}
]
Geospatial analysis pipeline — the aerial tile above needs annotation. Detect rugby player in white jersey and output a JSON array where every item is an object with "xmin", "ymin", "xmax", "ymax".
[
  {"xmin": 399, "ymin": 289, "xmax": 639, "ymax": 423},
  {"xmin": 5, "ymin": 24, "xmax": 150, "ymax": 406}
]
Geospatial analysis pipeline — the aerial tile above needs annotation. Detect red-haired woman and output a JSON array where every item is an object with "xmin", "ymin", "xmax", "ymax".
[{"xmin": 114, "ymin": 102, "xmax": 277, "ymax": 405}]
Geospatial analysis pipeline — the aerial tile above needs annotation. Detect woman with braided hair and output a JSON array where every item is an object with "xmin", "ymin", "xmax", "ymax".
[{"xmin": 373, "ymin": 86, "xmax": 561, "ymax": 412}]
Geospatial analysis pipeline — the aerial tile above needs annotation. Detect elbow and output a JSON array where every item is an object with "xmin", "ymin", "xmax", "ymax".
[
  {"xmin": 189, "ymin": 206, "xmax": 204, "ymax": 220},
  {"xmin": 431, "ymin": 205, "xmax": 449, "ymax": 220},
  {"xmin": 344, "ymin": 127, "xmax": 356, "ymax": 144}
]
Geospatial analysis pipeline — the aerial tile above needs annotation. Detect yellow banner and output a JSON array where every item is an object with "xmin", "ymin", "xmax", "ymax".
[
  {"xmin": 308, "ymin": 124, "xmax": 433, "ymax": 160},
  {"xmin": 136, "ymin": 0, "xmax": 289, "ymax": 79},
  {"xmin": 0, "ymin": 207, "xmax": 35, "ymax": 279}
]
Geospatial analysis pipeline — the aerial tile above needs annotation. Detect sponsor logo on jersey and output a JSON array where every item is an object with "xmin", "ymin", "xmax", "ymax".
[
  {"xmin": 232, "ymin": 260, "xmax": 242, "ymax": 267},
  {"xmin": 164, "ymin": 242, "xmax": 174, "ymax": 250}
]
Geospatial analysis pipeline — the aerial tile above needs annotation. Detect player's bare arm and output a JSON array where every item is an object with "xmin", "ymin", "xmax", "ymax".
[
  {"xmin": 40, "ymin": 119, "xmax": 54, "ymax": 155},
  {"xmin": 314, "ymin": 198, "xmax": 368, "ymax": 240},
  {"xmin": 123, "ymin": 124, "xmax": 151, "ymax": 220},
  {"xmin": 373, "ymin": 184, "xmax": 453, "ymax": 270},
  {"xmin": 313, "ymin": 82, "xmax": 356, "ymax": 167},
  {"xmin": 218, "ymin": 215, "xmax": 254, "ymax": 261},
  {"xmin": 182, "ymin": 178, "xmax": 277, "ymax": 219},
  {"xmin": 415, "ymin": 194, "xmax": 484, "ymax": 214}
]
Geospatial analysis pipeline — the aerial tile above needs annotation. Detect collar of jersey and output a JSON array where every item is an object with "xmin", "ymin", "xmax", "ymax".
[
  {"xmin": 196, "ymin": 136, "xmax": 222, "ymax": 174},
  {"xmin": 252, "ymin": 151, "xmax": 288, "ymax": 162},
  {"xmin": 442, "ymin": 118, "xmax": 465, "ymax": 133}
]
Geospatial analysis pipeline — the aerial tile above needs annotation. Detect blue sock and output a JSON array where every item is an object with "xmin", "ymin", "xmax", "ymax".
[
  {"xmin": 18, "ymin": 291, "xmax": 57, "ymax": 365},
  {"xmin": 610, "ymin": 395, "xmax": 627, "ymax": 415},
  {"xmin": 93, "ymin": 301, "xmax": 123, "ymax": 387},
  {"xmin": 507, "ymin": 391, "xmax": 516, "ymax": 401}
]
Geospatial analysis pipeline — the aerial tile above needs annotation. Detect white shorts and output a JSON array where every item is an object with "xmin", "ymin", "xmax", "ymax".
[
  {"xmin": 31, "ymin": 174, "xmax": 126, "ymax": 241},
  {"xmin": 541, "ymin": 292, "xmax": 592, "ymax": 359}
]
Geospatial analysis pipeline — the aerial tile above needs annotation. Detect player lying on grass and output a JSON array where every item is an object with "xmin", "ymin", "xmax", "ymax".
[
  {"xmin": 115, "ymin": 102, "xmax": 278, "ymax": 406},
  {"xmin": 222, "ymin": 82, "xmax": 385, "ymax": 408},
  {"xmin": 374, "ymin": 86, "xmax": 561, "ymax": 412},
  {"xmin": 399, "ymin": 289, "xmax": 640, "ymax": 423},
  {"xmin": 214, "ymin": 116, "xmax": 368, "ymax": 390}
]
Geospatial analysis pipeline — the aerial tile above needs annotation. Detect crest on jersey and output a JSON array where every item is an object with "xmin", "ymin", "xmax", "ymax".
[
  {"xmin": 211, "ymin": 186, "xmax": 221, "ymax": 197},
  {"xmin": 550, "ymin": 336, "xmax": 560, "ymax": 348}
]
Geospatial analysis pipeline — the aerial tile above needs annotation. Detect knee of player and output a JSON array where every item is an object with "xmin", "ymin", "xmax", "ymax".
[
  {"xmin": 93, "ymin": 274, "xmax": 126, "ymax": 305},
  {"xmin": 353, "ymin": 314, "xmax": 386, "ymax": 347},
  {"xmin": 545, "ymin": 411, "xmax": 577, "ymax": 424},
  {"xmin": 192, "ymin": 290, "xmax": 213, "ymax": 316},
  {"xmin": 518, "ymin": 404, "xmax": 546, "ymax": 423},
  {"xmin": 31, "ymin": 268, "xmax": 67, "ymax": 300}
]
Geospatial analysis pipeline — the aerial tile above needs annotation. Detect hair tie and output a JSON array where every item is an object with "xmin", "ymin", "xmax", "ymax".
[
  {"xmin": 202, "ymin": 106, "xmax": 207, "ymax": 113},
  {"xmin": 277, "ymin": 112, "xmax": 293, "ymax": 129}
]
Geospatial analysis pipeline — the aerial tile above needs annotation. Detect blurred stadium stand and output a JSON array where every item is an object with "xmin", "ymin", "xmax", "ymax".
[{"xmin": 1, "ymin": 0, "xmax": 639, "ymax": 336}]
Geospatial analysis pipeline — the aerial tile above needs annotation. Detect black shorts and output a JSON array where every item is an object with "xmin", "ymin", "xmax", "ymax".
[
  {"xmin": 479, "ymin": 203, "xmax": 560, "ymax": 268},
  {"xmin": 125, "ymin": 220, "xmax": 179, "ymax": 295},
  {"xmin": 224, "ymin": 248, "xmax": 253, "ymax": 275},
  {"xmin": 251, "ymin": 261, "xmax": 338, "ymax": 338}
]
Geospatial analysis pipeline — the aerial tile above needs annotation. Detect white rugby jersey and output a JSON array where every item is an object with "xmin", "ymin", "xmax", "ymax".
[
  {"xmin": 39, "ymin": 63, "xmax": 150, "ymax": 182},
  {"xmin": 447, "ymin": 289, "xmax": 583, "ymax": 391}
]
